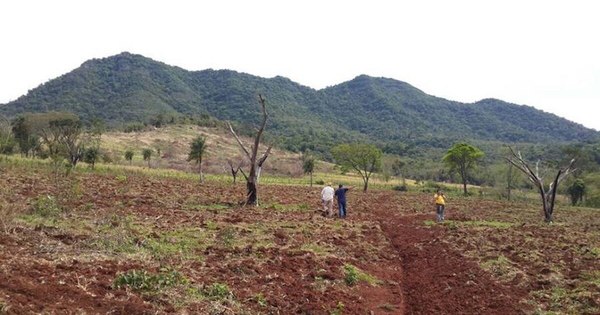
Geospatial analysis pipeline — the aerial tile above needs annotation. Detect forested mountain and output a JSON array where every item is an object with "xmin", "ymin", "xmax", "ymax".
[{"xmin": 1, "ymin": 52, "xmax": 597, "ymax": 154}]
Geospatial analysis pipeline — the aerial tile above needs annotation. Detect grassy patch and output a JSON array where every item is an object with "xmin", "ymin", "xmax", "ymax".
[
  {"xmin": 480, "ymin": 255, "xmax": 521, "ymax": 282},
  {"xmin": 265, "ymin": 202, "xmax": 312, "ymax": 212},
  {"xmin": 113, "ymin": 268, "xmax": 187, "ymax": 292},
  {"xmin": 462, "ymin": 220, "xmax": 514, "ymax": 229},
  {"xmin": 202, "ymin": 282, "xmax": 233, "ymax": 300},
  {"xmin": 343, "ymin": 264, "xmax": 380, "ymax": 286},
  {"xmin": 301, "ymin": 243, "xmax": 332, "ymax": 256}
]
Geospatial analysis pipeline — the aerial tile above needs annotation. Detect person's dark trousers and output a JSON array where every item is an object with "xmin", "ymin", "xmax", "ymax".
[
  {"xmin": 436, "ymin": 204, "xmax": 445, "ymax": 222},
  {"xmin": 338, "ymin": 201, "xmax": 347, "ymax": 218}
]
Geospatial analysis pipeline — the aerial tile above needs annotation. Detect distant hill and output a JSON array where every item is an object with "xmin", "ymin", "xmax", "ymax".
[{"xmin": 1, "ymin": 52, "xmax": 597, "ymax": 155}]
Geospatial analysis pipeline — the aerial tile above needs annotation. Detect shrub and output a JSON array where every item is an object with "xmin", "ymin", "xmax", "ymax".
[
  {"xmin": 31, "ymin": 195, "xmax": 62, "ymax": 218},
  {"xmin": 315, "ymin": 179, "xmax": 325, "ymax": 185},
  {"xmin": 343, "ymin": 264, "xmax": 380, "ymax": 286},
  {"xmin": 393, "ymin": 185, "xmax": 408, "ymax": 192}
]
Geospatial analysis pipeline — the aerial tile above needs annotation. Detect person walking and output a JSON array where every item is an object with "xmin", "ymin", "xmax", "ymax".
[
  {"xmin": 434, "ymin": 188, "xmax": 447, "ymax": 222},
  {"xmin": 321, "ymin": 183, "xmax": 335, "ymax": 217},
  {"xmin": 335, "ymin": 184, "xmax": 353, "ymax": 218}
]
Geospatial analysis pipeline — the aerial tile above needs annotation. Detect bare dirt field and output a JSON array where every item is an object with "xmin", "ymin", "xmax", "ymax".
[{"xmin": 0, "ymin": 164, "xmax": 598, "ymax": 314}]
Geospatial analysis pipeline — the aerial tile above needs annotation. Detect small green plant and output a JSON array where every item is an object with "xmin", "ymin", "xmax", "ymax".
[
  {"xmin": 0, "ymin": 300, "xmax": 9, "ymax": 313},
  {"xmin": 203, "ymin": 282, "xmax": 232, "ymax": 300},
  {"xmin": 31, "ymin": 195, "xmax": 62, "ymax": 218},
  {"xmin": 115, "ymin": 174, "xmax": 127, "ymax": 182},
  {"xmin": 344, "ymin": 264, "xmax": 359, "ymax": 286},
  {"xmin": 216, "ymin": 226, "xmax": 236, "ymax": 247},
  {"xmin": 330, "ymin": 301, "xmax": 345, "ymax": 315},
  {"xmin": 113, "ymin": 268, "xmax": 186, "ymax": 292},
  {"xmin": 343, "ymin": 264, "xmax": 380, "ymax": 286},
  {"xmin": 253, "ymin": 292, "xmax": 268, "ymax": 307}
]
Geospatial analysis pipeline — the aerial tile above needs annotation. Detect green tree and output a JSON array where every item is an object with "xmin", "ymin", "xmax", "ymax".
[
  {"xmin": 567, "ymin": 179, "xmax": 585, "ymax": 206},
  {"xmin": 83, "ymin": 147, "xmax": 100, "ymax": 169},
  {"xmin": 0, "ymin": 115, "xmax": 16, "ymax": 154},
  {"xmin": 124, "ymin": 150, "xmax": 134, "ymax": 165},
  {"xmin": 443, "ymin": 142, "xmax": 485, "ymax": 195},
  {"xmin": 142, "ymin": 148, "xmax": 153, "ymax": 167},
  {"xmin": 187, "ymin": 136, "xmax": 207, "ymax": 183},
  {"xmin": 11, "ymin": 116, "xmax": 39, "ymax": 157},
  {"xmin": 331, "ymin": 143, "xmax": 382, "ymax": 192},
  {"xmin": 302, "ymin": 152, "xmax": 315, "ymax": 187}
]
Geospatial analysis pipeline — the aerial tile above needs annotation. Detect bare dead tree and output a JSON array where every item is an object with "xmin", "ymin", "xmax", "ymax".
[
  {"xmin": 506, "ymin": 146, "xmax": 576, "ymax": 223},
  {"xmin": 226, "ymin": 158, "xmax": 245, "ymax": 184},
  {"xmin": 228, "ymin": 94, "xmax": 272, "ymax": 206}
]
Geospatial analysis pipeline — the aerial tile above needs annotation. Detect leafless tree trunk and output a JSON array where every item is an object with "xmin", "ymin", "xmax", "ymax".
[
  {"xmin": 228, "ymin": 94, "xmax": 272, "ymax": 206},
  {"xmin": 226, "ymin": 159, "xmax": 244, "ymax": 184},
  {"xmin": 506, "ymin": 147, "xmax": 575, "ymax": 223}
]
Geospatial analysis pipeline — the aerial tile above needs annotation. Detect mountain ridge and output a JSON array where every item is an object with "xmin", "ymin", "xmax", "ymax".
[{"xmin": 0, "ymin": 52, "xmax": 597, "ymax": 154}]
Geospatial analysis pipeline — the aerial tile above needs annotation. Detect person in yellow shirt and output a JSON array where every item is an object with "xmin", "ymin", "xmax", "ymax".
[{"xmin": 433, "ymin": 189, "xmax": 447, "ymax": 222}]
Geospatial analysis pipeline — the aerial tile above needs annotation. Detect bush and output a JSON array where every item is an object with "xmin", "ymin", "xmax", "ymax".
[
  {"xmin": 393, "ymin": 185, "xmax": 408, "ymax": 192},
  {"xmin": 31, "ymin": 195, "xmax": 62, "ymax": 218},
  {"xmin": 315, "ymin": 179, "xmax": 325, "ymax": 185}
]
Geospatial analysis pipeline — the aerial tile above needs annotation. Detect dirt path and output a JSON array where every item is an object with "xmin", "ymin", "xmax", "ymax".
[{"xmin": 376, "ymin": 211, "xmax": 528, "ymax": 314}]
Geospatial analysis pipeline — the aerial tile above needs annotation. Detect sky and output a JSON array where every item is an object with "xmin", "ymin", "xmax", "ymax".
[{"xmin": 1, "ymin": 0, "xmax": 599, "ymax": 129}]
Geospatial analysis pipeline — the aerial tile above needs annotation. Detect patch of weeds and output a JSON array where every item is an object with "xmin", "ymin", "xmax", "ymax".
[
  {"xmin": 184, "ymin": 201, "xmax": 231, "ymax": 212},
  {"xmin": 252, "ymin": 292, "xmax": 268, "ymax": 307},
  {"xmin": 202, "ymin": 282, "xmax": 233, "ymax": 300},
  {"xmin": 330, "ymin": 301, "xmax": 345, "ymax": 315},
  {"xmin": 301, "ymin": 243, "xmax": 331, "ymax": 256},
  {"xmin": 113, "ymin": 268, "xmax": 187, "ymax": 292},
  {"xmin": 531, "ymin": 284, "xmax": 600, "ymax": 314},
  {"xmin": 87, "ymin": 215, "xmax": 140, "ymax": 254},
  {"xmin": 343, "ymin": 264, "xmax": 380, "ymax": 286},
  {"xmin": 266, "ymin": 202, "xmax": 311, "ymax": 212},
  {"xmin": 581, "ymin": 270, "xmax": 600, "ymax": 287},
  {"xmin": 463, "ymin": 220, "xmax": 514, "ymax": 229},
  {"xmin": 480, "ymin": 255, "xmax": 520, "ymax": 282},
  {"xmin": 0, "ymin": 300, "xmax": 9, "ymax": 313},
  {"xmin": 423, "ymin": 220, "xmax": 436, "ymax": 226},
  {"xmin": 143, "ymin": 228, "xmax": 204, "ymax": 260},
  {"xmin": 115, "ymin": 174, "xmax": 127, "ymax": 182},
  {"xmin": 216, "ymin": 226, "xmax": 236, "ymax": 247},
  {"xmin": 31, "ymin": 195, "xmax": 62, "ymax": 218},
  {"xmin": 204, "ymin": 220, "xmax": 218, "ymax": 230},
  {"xmin": 379, "ymin": 303, "xmax": 398, "ymax": 312}
]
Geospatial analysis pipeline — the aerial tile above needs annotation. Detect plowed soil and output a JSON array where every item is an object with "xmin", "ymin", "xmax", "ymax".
[{"xmin": 0, "ymin": 166, "xmax": 598, "ymax": 314}]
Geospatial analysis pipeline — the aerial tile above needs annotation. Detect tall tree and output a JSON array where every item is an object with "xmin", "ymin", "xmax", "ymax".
[
  {"xmin": 11, "ymin": 116, "xmax": 39, "ymax": 157},
  {"xmin": 142, "ymin": 148, "xmax": 153, "ymax": 167},
  {"xmin": 228, "ymin": 94, "xmax": 272, "ymax": 206},
  {"xmin": 506, "ymin": 147, "xmax": 576, "ymax": 223},
  {"xmin": 302, "ymin": 151, "xmax": 315, "ymax": 187},
  {"xmin": 0, "ymin": 115, "xmax": 15, "ymax": 154},
  {"xmin": 331, "ymin": 143, "xmax": 382, "ymax": 192},
  {"xmin": 124, "ymin": 150, "xmax": 134, "ymax": 165},
  {"xmin": 567, "ymin": 179, "xmax": 585, "ymax": 206},
  {"xmin": 187, "ymin": 136, "xmax": 207, "ymax": 183},
  {"xmin": 443, "ymin": 142, "xmax": 485, "ymax": 195}
]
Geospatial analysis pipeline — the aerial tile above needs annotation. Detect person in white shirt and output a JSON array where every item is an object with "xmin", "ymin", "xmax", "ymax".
[{"xmin": 321, "ymin": 183, "xmax": 335, "ymax": 217}]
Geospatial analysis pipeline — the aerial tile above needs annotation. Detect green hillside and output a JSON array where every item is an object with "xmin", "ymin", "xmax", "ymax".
[{"xmin": 1, "ymin": 52, "xmax": 597, "ymax": 155}]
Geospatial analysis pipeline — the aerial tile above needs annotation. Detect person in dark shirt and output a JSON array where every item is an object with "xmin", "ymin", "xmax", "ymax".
[{"xmin": 334, "ymin": 184, "xmax": 353, "ymax": 218}]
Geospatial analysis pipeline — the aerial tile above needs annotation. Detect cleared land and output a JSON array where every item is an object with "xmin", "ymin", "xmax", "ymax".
[{"xmin": 0, "ymin": 162, "xmax": 598, "ymax": 314}]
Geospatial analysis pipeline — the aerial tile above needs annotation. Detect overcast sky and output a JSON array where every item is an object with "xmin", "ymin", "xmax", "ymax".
[{"xmin": 1, "ymin": 0, "xmax": 599, "ymax": 129}]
